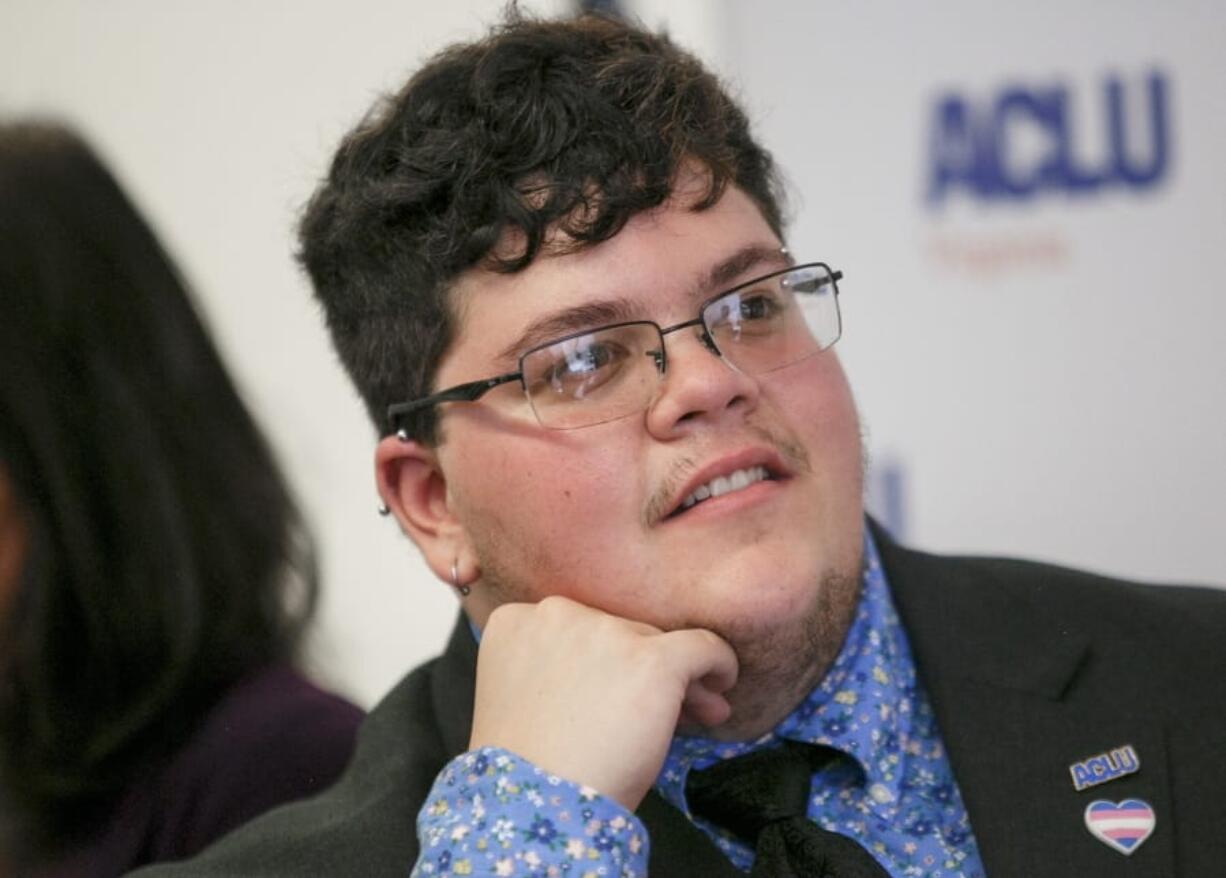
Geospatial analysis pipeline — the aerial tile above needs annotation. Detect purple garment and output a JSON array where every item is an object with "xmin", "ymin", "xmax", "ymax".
[{"xmin": 31, "ymin": 664, "xmax": 363, "ymax": 878}]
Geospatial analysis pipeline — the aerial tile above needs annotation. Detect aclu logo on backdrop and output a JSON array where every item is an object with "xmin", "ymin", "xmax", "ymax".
[{"xmin": 926, "ymin": 71, "xmax": 1171, "ymax": 206}]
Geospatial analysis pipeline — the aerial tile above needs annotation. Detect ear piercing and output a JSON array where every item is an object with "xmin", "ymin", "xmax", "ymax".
[
  {"xmin": 450, "ymin": 560, "xmax": 471, "ymax": 597},
  {"xmin": 383, "ymin": 427, "xmax": 409, "ymax": 512}
]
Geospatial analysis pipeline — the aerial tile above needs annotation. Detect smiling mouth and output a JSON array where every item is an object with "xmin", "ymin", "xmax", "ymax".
[{"xmin": 670, "ymin": 465, "xmax": 775, "ymax": 518}]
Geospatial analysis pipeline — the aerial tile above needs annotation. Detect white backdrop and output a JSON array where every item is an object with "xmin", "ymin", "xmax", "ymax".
[
  {"xmin": 721, "ymin": 1, "xmax": 1226, "ymax": 587},
  {"xmin": 3, "ymin": 2, "xmax": 1221, "ymax": 707}
]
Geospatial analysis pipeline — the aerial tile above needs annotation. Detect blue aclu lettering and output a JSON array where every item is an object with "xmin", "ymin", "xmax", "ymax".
[
  {"xmin": 927, "ymin": 72, "xmax": 1170, "ymax": 205},
  {"xmin": 1069, "ymin": 744, "xmax": 1141, "ymax": 791}
]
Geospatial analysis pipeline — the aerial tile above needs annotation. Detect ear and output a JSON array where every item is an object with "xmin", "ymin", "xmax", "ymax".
[{"xmin": 375, "ymin": 434, "xmax": 469, "ymax": 586}]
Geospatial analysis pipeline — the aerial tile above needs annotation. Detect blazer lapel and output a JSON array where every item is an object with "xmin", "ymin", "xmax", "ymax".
[
  {"xmin": 878, "ymin": 532, "xmax": 1175, "ymax": 877},
  {"xmin": 431, "ymin": 615, "xmax": 481, "ymax": 756}
]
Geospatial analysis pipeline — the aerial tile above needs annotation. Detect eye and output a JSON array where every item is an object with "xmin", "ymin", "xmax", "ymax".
[
  {"xmin": 708, "ymin": 288, "xmax": 788, "ymax": 336},
  {"xmin": 554, "ymin": 342, "xmax": 616, "ymax": 378},
  {"xmin": 738, "ymin": 293, "xmax": 783, "ymax": 321},
  {"xmin": 532, "ymin": 338, "xmax": 632, "ymax": 399}
]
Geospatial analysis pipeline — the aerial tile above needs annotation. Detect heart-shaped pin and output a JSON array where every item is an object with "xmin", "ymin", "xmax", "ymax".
[{"xmin": 1084, "ymin": 799, "xmax": 1155, "ymax": 856}]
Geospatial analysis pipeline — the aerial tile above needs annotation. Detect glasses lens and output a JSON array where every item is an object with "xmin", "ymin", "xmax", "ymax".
[
  {"xmin": 521, "ymin": 322, "xmax": 663, "ymax": 429},
  {"xmin": 702, "ymin": 263, "xmax": 840, "ymax": 375}
]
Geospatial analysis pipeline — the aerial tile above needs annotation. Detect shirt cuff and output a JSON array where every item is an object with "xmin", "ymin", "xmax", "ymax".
[{"xmin": 412, "ymin": 746, "xmax": 650, "ymax": 877}]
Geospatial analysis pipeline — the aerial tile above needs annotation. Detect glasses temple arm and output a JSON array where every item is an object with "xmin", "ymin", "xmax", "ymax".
[{"xmin": 387, "ymin": 371, "xmax": 522, "ymax": 421}]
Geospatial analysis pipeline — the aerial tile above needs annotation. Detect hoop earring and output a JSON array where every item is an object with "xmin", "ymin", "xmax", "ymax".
[{"xmin": 450, "ymin": 560, "xmax": 471, "ymax": 597}]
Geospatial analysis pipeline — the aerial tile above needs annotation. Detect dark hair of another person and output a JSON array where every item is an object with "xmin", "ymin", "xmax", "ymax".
[
  {"xmin": 0, "ymin": 123, "xmax": 318, "ymax": 859},
  {"xmin": 298, "ymin": 10, "xmax": 787, "ymax": 445}
]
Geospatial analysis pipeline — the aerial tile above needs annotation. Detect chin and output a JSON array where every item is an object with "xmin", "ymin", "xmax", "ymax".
[
  {"xmin": 703, "ymin": 558, "xmax": 863, "ymax": 739},
  {"xmin": 710, "ymin": 550, "xmax": 831, "ymax": 613}
]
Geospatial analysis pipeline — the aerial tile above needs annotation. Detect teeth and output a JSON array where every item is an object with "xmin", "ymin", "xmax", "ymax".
[{"xmin": 679, "ymin": 465, "xmax": 770, "ymax": 511}]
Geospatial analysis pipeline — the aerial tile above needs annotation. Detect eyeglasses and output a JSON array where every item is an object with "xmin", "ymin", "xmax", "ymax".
[{"xmin": 387, "ymin": 261, "xmax": 843, "ymax": 432}]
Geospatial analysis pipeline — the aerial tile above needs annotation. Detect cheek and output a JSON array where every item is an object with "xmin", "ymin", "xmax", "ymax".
[
  {"xmin": 770, "ymin": 355, "xmax": 860, "ymax": 450},
  {"xmin": 448, "ymin": 433, "xmax": 645, "ymax": 585},
  {"xmin": 816, "ymin": 385, "xmax": 863, "ymax": 474}
]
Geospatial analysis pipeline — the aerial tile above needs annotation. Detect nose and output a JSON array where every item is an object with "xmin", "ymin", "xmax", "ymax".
[{"xmin": 644, "ymin": 325, "xmax": 761, "ymax": 438}]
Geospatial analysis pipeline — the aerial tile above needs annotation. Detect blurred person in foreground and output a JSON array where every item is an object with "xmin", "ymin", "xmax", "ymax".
[
  {"xmin": 0, "ymin": 123, "xmax": 363, "ymax": 876},
  {"xmin": 135, "ymin": 11, "xmax": 1225, "ymax": 878}
]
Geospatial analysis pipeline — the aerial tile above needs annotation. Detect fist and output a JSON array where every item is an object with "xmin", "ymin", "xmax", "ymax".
[{"xmin": 468, "ymin": 596, "xmax": 739, "ymax": 810}]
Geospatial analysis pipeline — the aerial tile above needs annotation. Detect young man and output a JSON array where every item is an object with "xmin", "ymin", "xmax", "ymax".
[{"xmin": 135, "ymin": 12, "xmax": 1226, "ymax": 878}]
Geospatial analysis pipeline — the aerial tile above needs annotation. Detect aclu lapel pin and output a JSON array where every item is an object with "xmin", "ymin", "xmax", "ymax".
[
  {"xmin": 1069, "ymin": 744, "xmax": 1139, "ymax": 791},
  {"xmin": 1084, "ymin": 799, "xmax": 1155, "ymax": 856}
]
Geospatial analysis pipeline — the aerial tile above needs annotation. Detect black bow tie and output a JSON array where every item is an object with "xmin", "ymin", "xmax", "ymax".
[{"xmin": 685, "ymin": 740, "xmax": 890, "ymax": 877}]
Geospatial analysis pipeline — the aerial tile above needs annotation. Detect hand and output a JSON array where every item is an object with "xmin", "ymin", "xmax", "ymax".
[{"xmin": 468, "ymin": 595, "xmax": 739, "ymax": 811}]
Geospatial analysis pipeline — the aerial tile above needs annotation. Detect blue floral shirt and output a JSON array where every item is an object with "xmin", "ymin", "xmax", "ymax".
[
  {"xmin": 413, "ymin": 748, "xmax": 647, "ymax": 876},
  {"xmin": 411, "ymin": 529, "xmax": 985, "ymax": 877}
]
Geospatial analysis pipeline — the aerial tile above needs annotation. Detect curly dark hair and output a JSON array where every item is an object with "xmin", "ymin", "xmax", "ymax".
[
  {"xmin": 298, "ymin": 10, "xmax": 786, "ymax": 444},
  {"xmin": 0, "ymin": 123, "xmax": 318, "ymax": 862}
]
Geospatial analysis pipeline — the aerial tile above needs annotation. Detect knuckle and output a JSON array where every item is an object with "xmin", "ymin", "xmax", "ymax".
[
  {"xmin": 536, "ymin": 594, "xmax": 578, "ymax": 620},
  {"xmin": 485, "ymin": 600, "xmax": 528, "ymax": 631},
  {"xmin": 536, "ymin": 594, "xmax": 569, "ymax": 611}
]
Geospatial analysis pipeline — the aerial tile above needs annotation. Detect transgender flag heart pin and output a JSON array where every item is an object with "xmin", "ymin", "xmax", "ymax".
[{"xmin": 1084, "ymin": 799, "xmax": 1156, "ymax": 855}]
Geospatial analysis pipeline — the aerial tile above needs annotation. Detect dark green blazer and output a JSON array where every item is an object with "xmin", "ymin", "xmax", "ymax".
[{"xmin": 132, "ymin": 531, "xmax": 1226, "ymax": 876}]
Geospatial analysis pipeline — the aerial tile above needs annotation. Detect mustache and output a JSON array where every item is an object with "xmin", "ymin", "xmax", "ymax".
[{"xmin": 642, "ymin": 423, "xmax": 813, "ymax": 526}]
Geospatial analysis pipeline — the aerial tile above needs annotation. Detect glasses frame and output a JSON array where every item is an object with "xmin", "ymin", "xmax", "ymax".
[{"xmin": 387, "ymin": 261, "xmax": 843, "ymax": 432}]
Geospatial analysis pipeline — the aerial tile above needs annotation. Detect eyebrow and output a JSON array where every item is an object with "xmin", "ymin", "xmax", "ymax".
[
  {"xmin": 497, "ymin": 242, "xmax": 791, "ymax": 364},
  {"xmin": 695, "ymin": 244, "xmax": 793, "ymax": 298},
  {"xmin": 497, "ymin": 298, "xmax": 641, "ymax": 364}
]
